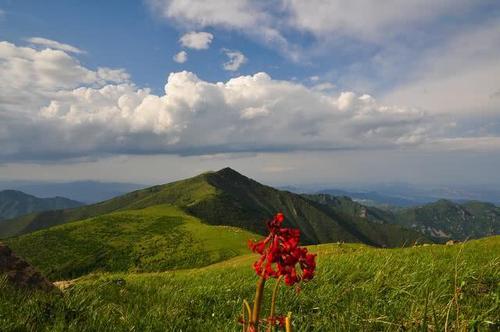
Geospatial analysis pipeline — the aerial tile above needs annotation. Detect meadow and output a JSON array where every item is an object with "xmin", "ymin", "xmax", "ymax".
[{"xmin": 1, "ymin": 236, "xmax": 498, "ymax": 331}]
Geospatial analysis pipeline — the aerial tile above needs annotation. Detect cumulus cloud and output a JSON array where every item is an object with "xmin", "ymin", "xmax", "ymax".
[
  {"xmin": 222, "ymin": 49, "xmax": 246, "ymax": 71},
  {"xmin": 2, "ymin": 39, "xmax": 498, "ymax": 163},
  {"xmin": 179, "ymin": 31, "xmax": 213, "ymax": 50},
  {"xmin": 26, "ymin": 37, "xmax": 85, "ymax": 54},
  {"xmin": 173, "ymin": 50, "xmax": 188, "ymax": 63},
  {"xmin": 0, "ymin": 39, "xmax": 433, "ymax": 162}
]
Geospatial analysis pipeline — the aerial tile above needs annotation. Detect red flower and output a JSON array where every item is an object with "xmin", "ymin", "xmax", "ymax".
[{"xmin": 248, "ymin": 213, "xmax": 317, "ymax": 286}]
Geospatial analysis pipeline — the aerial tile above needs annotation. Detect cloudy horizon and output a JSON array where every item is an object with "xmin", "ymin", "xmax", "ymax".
[{"xmin": 1, "ymin": 1, "xmax": 499, "ymax": 188}]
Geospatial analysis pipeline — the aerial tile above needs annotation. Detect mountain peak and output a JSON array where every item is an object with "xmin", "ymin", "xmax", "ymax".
[{"xmin": 215, "ymin": 167, "xmax": 242, "ymax": 176}]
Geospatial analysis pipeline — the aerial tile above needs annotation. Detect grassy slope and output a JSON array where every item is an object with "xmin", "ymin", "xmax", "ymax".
[
  {"xmin": 1, "ymin": 236, "xmax": 499, "ymax": 331},
  {"xmin": 5, "ymin": 205, "xmax": 260, "ymax": 280}
]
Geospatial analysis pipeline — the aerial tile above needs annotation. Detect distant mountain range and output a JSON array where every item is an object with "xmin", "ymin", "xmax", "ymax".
[
  {"xmin": 282, "ymin": 183, "xmax": 500, "ymax": 207},
  {"xmin": 315, "ymin": 189, "xmax": 430, "ymax": 207},
  {"xmin": 0, "ymin": 190, "xmax": 82, "ymax": 221},
  {"xmin": 0, "ymin": 181, "xmax": 146, "ymax": 204}
]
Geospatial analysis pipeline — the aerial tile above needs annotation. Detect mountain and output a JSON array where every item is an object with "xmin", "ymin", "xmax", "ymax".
[
  {"xmin": 392, "ymin": 199, "xmax": 500, "ymax": 241},
  {"xmin": 0, "ymin": 168, "xmax": 424, "ymax": 248},
  {"xmin": 306, "ymin": 194, "xmax": 500, "ymax": 241},
  {"xmin": 0, "ymin": 190, "xmax": 82, "ymax": 221},
  {"xmin": 304, "ymin": 194, "xmax": 393, "ymax": 223},
  {"xmin": 318, "ymin": 189, "xmax": 434, "ymax": 207},
  {"xmin": 0, "ymin": 181, "xmax": 146, "ymax": 203}
]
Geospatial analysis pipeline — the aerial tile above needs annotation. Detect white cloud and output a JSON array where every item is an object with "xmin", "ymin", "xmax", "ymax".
[
  {"xmin": 146, "ymin": 0, "xmax": 482, "ymax": 61},
  {"xmin": 26, "ymin": 37, "xmax": 85, "ymax": 54},
  {"xmin": 2, "ymin": 39, "xmax": 499, "ymax": 163},
  {"xmin": 222, "ymin": 49, "xmax": 246, "ymax": 71},
  {"xmin": 149, "ymin": 0, "xmax": 261, "ymax": 30},
  {"xmin": 0, "ymin": 40, "xmax": 439, "ymax": 162},
  {"xmin": 173, "ymin": 50, "xmax": 188, "ymax": 63},
  {"xmin": 179, "ymin": 31, "xmax": 213, "ymax": 50}
]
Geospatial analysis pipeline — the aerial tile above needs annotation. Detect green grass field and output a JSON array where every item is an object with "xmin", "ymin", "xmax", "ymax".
[
  {"xmin": 5, "ymin": 206, "xmax": 260, "ymax": 280},
  {"xmin": 2, "ymin": 236, "xmax": 499, "ymax": 331}
]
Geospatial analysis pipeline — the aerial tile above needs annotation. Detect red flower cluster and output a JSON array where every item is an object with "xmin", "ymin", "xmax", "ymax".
[{"xmin": 248, "ymin": 212, "xmax": 316, "ymax": 286}]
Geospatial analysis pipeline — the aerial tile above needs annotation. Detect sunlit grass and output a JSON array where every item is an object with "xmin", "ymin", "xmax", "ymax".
[
  {"xmin": 5, "ymin": 205, "xmax": 260, "ymax": 280},
  {"xmin": 1, "ymin": 237, "xmax": 498, "ymax": 331}
]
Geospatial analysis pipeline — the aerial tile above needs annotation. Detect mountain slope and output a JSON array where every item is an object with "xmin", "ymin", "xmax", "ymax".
[
  {"xmin": 5, "ymin": 205, "xmax": 259, "ymax": 280},
  {"xmin": 393, "ymin": 199, "xmax": 500, "ymax": 240},
  {"xmin": 0, "ymin": 190, "xmax": 82, "ymax": 221},
  {"xmin": 308, "ymin": 194, "xmax": 500, "ymax": 241},
  {"xmin": 0, "ymin": 168, "xmax": 423, "ymax": 247}
]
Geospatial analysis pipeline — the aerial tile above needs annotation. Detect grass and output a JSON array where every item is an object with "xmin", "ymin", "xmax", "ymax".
[
  {"xmin": 1, "ymin": 236, "xmax": 499, "ymax": 331},
  {"xmin": 5, "ymin": 205, "xmax": 259, "ymax": 280}
]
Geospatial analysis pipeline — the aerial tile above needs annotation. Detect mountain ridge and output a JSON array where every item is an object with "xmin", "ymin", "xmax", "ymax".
[{"xmin": 0, "ymin": 168, "xmax": 424, "ymax": 247}]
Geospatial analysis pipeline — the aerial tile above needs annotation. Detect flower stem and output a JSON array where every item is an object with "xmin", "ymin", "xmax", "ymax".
[
  {"xmin": 250, "ymin": 276, "xmax": 266, "ymax": 330},
  {"xmin": 267, "ymin": 276, "xmax": 283, "ymax": 332},
  {"xmin": 285, "ymin": 312, "xmax": 292, "ymax": 332}
]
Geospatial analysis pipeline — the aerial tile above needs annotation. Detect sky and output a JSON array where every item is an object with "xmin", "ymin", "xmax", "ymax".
[{"xmin": 0, "ymin": 0, "xmax": 500, "ymax": 187}]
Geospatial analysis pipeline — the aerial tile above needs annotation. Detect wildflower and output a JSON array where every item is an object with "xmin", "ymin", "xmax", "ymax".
[
  {"xmin": 242, "ymin": 213, "xmax": 317, "ymax": 331},
  {"xmin": 248, "ymin": 213, "xmax": 317, "ymax": 285}
]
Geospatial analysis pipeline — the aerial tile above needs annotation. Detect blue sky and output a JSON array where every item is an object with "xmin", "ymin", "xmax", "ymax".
[{"xmin": 1, "ymin": 0, "xmax": 500, "ymax": 186}]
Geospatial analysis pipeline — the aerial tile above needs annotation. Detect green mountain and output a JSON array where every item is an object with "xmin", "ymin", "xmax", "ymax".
[
  {"xmin": 0, "ymin": 168, "xmax": 424, "ymax": 248},
  {"xmin": 0, "ymin": 190, "xmax": 82, "ymax": 221},
  {"xmin": 392, "ymin": 199, "xmax": 500, "ymax": 241},
  {"xmin": 307, "ymin": 194, "xmax": 500, "ymax": 241}
]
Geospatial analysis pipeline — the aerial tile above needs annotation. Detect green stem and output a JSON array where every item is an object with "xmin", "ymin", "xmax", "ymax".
[{"xmin": 267, "ymin": 276, "xmax": 283, "ymax": 332}]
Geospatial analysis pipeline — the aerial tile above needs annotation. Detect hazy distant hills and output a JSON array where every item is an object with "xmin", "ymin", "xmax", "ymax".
[
  {"xmin": 316, "ymin": 189, "xmax": 430, "ymax": 207},
  {"xmin": 0, "ymin": 190, "xmax": 82, "ymax": 221},
  {"xmin": 0, "ymin": 168, "xmax": 424, "ymax": 247},
  {"xmin": 0, "ymin": 181, "xmax": 146, "ymax": 203},
  {"xmin": 316, "ymin": 185, "xmax": 500, "ymax": 207}
]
